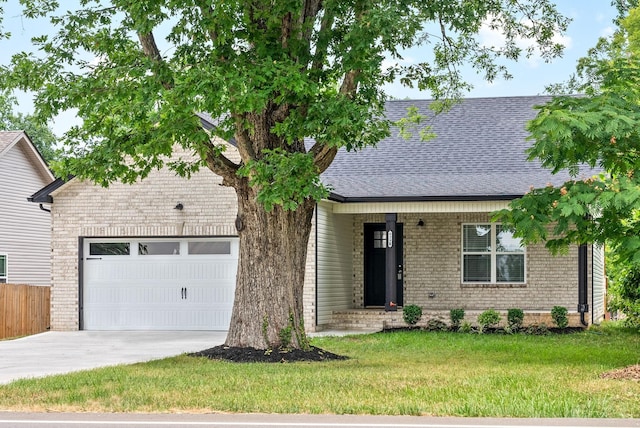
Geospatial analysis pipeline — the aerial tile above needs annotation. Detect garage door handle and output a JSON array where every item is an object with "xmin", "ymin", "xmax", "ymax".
[
  {"xmin": 86, "ymin": 257, "xmax": 102, "ymax": 260},
  {"xmin": 184, "ymin": 287, "xmax": 187, "ymax": 299},
  {"xmin": 181, "ymin": 287, "xmax": 185, "ymax": 299}
]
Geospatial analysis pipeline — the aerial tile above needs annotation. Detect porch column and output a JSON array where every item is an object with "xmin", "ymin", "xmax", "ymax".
[{"xmin": 385, "ymin": 213, "xmax": 397, "ymax": 312}]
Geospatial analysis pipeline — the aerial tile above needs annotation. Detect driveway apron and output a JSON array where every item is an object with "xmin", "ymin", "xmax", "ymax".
[{"xmin": 0, "ymin": 331, "xmax": 226, "ymax": 385}]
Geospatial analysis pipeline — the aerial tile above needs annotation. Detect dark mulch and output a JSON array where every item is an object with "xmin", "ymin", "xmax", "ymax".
[
  {"xmin": 383, "ymin": 326, "xmax": 585, "ymax": 335},
  {"xmin": 189, "ymin": 345, "xmax": 348, "ymax": 363}
]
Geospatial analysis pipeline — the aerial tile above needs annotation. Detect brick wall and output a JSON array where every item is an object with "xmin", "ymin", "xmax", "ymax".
[
  {"xmin": 49, "ymin": 143, "xmax": 321, "ymax": 332},
  {"xmin": 50, "ymin": 144, "xmax": 240, "ymax": 330},
  {"xmin": 352, "ymin": 212, "xmax": 587, "ymax": 315}
]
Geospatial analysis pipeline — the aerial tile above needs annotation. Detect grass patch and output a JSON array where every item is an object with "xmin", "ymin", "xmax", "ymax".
[{"xmin": 0, "ymin": 323, "xmax": 638, "ymax": 417}]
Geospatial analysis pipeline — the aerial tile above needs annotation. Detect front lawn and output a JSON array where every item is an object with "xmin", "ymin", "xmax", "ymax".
[{"xmin": 0, "ymin": 323, "xmax": 638, "ymax": 417}]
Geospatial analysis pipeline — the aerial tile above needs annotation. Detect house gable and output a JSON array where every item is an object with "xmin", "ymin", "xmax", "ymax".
[{"xmin": 0, "ymin": 131, "xmax": 55, "ymax": 286}]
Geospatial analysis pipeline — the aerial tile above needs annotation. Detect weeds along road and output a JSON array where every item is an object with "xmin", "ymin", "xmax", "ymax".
[{"xmin": 0, "ymin": 413, "xmax": 639, "ymax": 428}]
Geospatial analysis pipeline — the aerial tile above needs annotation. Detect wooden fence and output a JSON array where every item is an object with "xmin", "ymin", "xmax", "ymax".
[{"xmin": 0, "ymin": 284, "xmax": 50, "ymax": 339}]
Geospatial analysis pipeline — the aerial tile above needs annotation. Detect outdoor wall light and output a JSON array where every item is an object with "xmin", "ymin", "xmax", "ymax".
[
  {"xmin": 417, "ymin": 219, "xmax": 425, "ymax": 227},
  {"xmin": 174, "ymin": 202, "xmax": 184, "ymax": 210}
]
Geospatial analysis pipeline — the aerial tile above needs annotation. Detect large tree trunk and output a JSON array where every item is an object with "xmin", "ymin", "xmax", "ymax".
[{"xmin": 225, "ymin": 178, "xmax": 315, "ymax": 349}]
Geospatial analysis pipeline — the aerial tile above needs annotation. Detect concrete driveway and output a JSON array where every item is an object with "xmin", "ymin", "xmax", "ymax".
[{"xmin": 0, "ymin": 331, "xmax": 227, "ymax": 385}]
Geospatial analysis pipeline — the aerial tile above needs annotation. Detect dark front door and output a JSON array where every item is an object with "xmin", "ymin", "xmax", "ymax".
[{"xmin": 364, "ymin": 223, "xmax": 403, "ymax": 307}]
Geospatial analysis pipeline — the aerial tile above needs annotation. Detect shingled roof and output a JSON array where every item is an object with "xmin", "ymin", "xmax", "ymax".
[{"xmin": 321, "ymin": 96, "xmax": 596, "ymax": 202}]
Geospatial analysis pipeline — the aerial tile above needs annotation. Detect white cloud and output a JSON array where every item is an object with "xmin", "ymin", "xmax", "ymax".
[
  {"xmin": 600, "ymin": 26, "xmax": 615, "ymax": 38},
  {"xmin": 478, "ymin": 18, "xmax": 572, "ymax": 68}
]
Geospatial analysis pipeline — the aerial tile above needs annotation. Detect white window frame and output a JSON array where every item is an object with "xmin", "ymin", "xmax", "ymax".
[
  {"xmin": 461, "ymin": 223, "xmax": 526, "ymax": 284},
  {"xmin": 0, "ymin": 253, "xmax": 7, "ymax": 283}
]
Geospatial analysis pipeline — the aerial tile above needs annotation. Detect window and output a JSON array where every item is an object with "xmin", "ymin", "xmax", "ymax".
[
  {"xmin": 188, "ymin": 241, "xmax": 231, "ymax": 255},
  {"xmin": 139, "ymin": 241, "xmax": 180, "ymax": 255},
  {"xmin": 373, "ymin": 231, "xmax": 387, "ymax": 249},
  {"xmin": 462, "ymin": 224, "xmax": 525, "ymax": 283},
  {"xmin": 89, "ymin": 243, "xmax": 130, "ymax": 256},
  {"xmin": 0, "ymin": 254, "xmax": 6, "ymax": 283}
]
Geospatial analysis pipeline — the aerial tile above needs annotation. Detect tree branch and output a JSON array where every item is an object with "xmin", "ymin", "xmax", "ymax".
[
  {"xmin": 204, "ymin": 146, "xmax": 241, "ymax": 187},
  {"xmin": 232, "ymin": 113, "xmax": 257, "ymax": 162},
  {"xmin": 311, "ymin": 8, "xmax": 334, "ymax": 72},
  {"xmin": 310, "ymin": 142, "xmax": 338, "ymax": 173},
  {"xmin": 137, "ymin": 31, "xmax": 173, "ymax": 90},
  {"xmin": 193, "ymin": 0, "xmax": 222, "ymax": 54}
]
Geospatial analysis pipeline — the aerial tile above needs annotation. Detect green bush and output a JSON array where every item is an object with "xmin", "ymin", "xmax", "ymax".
[
  {"xmin": 551, "ymin": 306, "xmax": 569, "ymax": 329},
  {"xmin": 402, "ymin": 304, "xmax": 423, "ymax": 325},
  {"xmin": 477, "ymin": 309, "xmax": 501, "ymax": 332},
  {"xmin": 525, "ymin": 323, "xmax": 549, "ymax": 335},
  {"xmin": 608, "ymin": 264, "xmax": 640, "ymax": 329},
  {"xmin": 450, "ymin": 308, "xmax": 465, "ymax": 327},
  {"xmin": 458, "ymin": 321, "xmax": 473, "ymax": 333},
  {"xmin": 507, "ymin": 308, "xmax": 524, "ymax": 331},
  {"xmin": 425, "ymin": 319, "xmax": 448, "ymax": 331}
]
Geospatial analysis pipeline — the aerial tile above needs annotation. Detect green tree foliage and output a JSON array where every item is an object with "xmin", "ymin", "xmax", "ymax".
[
  {"xmin": 0, "ymin": 90, "xmax": 58, "ymax": 163},
  {"xmin": 496, "ymin": 5, "xmax": 640, "ymax": 324},
  {"xmin": 0, "ymin": 0, "xmax": 568, "ymax": 349}
]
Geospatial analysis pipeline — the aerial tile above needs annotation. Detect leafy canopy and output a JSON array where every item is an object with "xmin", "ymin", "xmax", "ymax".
[
  {"xmin": 1, "ymin": 0, "xmax": 567, "ymax": 207},
  {"xmin": 0, "ymin": 90, "xmax": 59, "ymax": 163},
  {"xmin": 496, "ymin": 3, "xmax": 640, "ymax": 266}
]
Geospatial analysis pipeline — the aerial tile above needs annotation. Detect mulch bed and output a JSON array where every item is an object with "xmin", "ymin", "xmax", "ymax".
[
  {"xmin": 600, "ymin": 364, "xmax": 640, "ymax": 381},
  {"xmin": 189, "ymin": 345, "xmax": 348, "ymax": 363}
]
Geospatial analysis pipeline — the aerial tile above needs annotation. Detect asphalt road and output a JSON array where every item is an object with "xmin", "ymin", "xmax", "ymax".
[{"xmin": 0, "ymin": 413, "xmax": 639, "ymax": 428}]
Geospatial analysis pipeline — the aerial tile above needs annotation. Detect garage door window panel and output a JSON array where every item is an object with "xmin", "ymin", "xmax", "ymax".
[
  {"xmin": 89, "ymin": 243, "xmax": 130, "ymax": 256},
  {"xmin": 139, "ymin": 242, "xmax": 181, "ymax": 255},
  {"xmin": 188, "ymin": 241, "xmax": 231, "ymax": 255}
]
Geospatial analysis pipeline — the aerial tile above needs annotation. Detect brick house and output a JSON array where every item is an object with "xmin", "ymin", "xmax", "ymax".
[{"xmin": 30, "ymin": 96, "xmax": 606, "ymax": 332}]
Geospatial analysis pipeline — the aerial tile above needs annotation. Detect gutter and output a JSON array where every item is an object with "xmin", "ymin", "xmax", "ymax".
[{"xmin": 327, "ymin": 193, "xmax": 523, "ymax": 203}]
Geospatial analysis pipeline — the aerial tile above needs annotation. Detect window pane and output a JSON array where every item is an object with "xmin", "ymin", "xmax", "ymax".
[
  {"xmin": 463, "ymin": 255, "xmax": 491, "ymax": 282},
  {"xmin": 188, "ymin": 241, "xmax": 231, "ymax": 255},
  {"xmin": 139, "ymin": 242, "xmax": 180, "ymax": 255},
  {"xmin": 496, "ymin": 254, "xmax": 525, "ymax": 282},
  {"xmin": 89, "ymin": 243, "xmax": 130, "ymax": 256},
  {"xmin": 496, "ymin": 226, "xmax": 524, "ymax": 253},
  {"xmin": 0, "ymin": 254, "xmax": 6, "ymax": 277},
  {"xmin": 463, "ymin": 225, "xmax": 491, "ymax": 252},
  {"xmin": 373, "ymin": 230, "xmax": 386, "ymax": 249}
]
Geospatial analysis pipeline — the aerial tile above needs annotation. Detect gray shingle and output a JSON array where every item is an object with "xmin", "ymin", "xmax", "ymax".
[{"xmin": 321, "ymin": 96, "xmax": 597, "ymax": 200}]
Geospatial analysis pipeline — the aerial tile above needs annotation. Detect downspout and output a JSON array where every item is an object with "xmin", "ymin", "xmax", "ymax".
[
  {"xmin": 38, "ymin": 203, "xmax": 51, "ymax": 213},
  {"xmin": 578, "ymin": 244, "xmax": 589, "ymax": 326}
]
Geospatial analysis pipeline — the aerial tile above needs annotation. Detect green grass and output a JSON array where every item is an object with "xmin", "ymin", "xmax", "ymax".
[{"xmin": 0, "ymin": 323, "xmax": 638, "ymax": 417}]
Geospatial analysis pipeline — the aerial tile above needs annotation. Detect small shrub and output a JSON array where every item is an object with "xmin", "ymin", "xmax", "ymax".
[
  {"xmin": 458, "ymin": 321, "xmax": 473, "ymax": 333},
  {"xmin": 477, "ymin": 309, "xmax": 501, "ymax": 332},
  {"xmin": 526, "ymin": 323, "xmax": 549, "ymax": 335},
  {"xmin": 551, "ymin": 306, "xmax": 569, "ymax": 329},
  {"xmin": 425, "ymin": 318, "xmax": 448, "ymax": 331},
  {"xmin": 450, "ymin": 308, "xmax": 465, "ymax": 327},
  {"xmin": 507, "ymin": 308, "xmax": 524, "ymax": 331},
  {"xmin": 402, "ymin": 304, "xmax": 423, "ymax": 325}
]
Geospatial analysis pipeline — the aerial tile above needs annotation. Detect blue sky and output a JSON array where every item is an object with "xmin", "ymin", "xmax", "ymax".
[{"xmin": 0, "ymin": 1, "xmax": 619, "ymax": 135}]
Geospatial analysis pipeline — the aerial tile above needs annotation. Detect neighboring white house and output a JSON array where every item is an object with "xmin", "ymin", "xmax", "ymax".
[
  {"xmin": 0, "ymin": 131, "xmax": 55, "ymax": 286},
  {"xmin": 30, "ymin": 97, "xmax": 607, "ymax": 331}
]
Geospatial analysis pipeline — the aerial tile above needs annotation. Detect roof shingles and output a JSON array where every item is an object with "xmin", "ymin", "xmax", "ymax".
[{"xmin": 321, "ymin": 96, "xmax": 596, "ymax": 200}]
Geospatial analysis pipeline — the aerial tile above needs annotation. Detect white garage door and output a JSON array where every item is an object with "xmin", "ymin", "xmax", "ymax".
[{"xmin": 83, "ymin": 238, "xmax": 238, "ymax": 330}]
